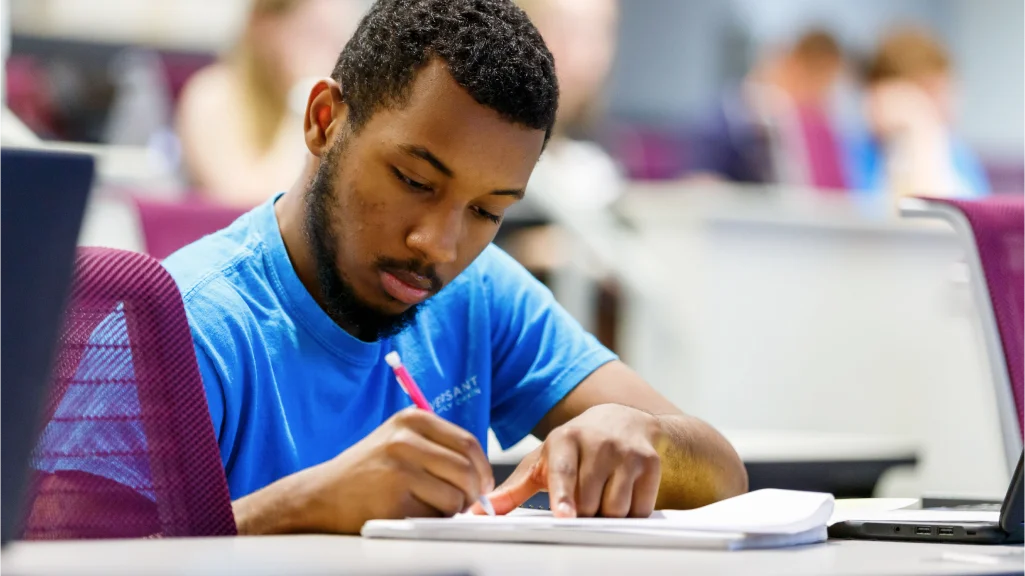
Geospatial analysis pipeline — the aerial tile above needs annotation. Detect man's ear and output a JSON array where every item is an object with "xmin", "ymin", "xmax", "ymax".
[{"xmin": 303, "ymin": 78, "xmax": 346, "ymax": 157}]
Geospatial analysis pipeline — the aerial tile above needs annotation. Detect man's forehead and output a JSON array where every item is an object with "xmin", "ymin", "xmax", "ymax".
[{"xmin": 364, "ymin": 61, "xmax": 545, "ymax": 186}]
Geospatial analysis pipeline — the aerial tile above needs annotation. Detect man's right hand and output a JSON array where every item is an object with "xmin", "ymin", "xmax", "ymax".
[{"xmin": 231, "ymin": 407, "xmax": 494, "ymax": 535}]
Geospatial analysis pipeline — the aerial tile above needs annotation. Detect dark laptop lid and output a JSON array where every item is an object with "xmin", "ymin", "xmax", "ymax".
[
  {"xmin": 999, "ymin": 451, "xmax": 1023, "ymax": 534},
  {"xmin": 1, "ymin": 148, "xmax": 94, "ymax": 544}
]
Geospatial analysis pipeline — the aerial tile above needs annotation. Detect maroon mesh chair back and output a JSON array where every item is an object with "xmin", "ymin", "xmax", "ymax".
[
  {"xmin": 132, "ymin": 196, "xmax": 245, "ymax": 260},
  {"xmin": 22, "ymin": 247, "xmax": 235, "ymax": 539},
  {"xmin": 905, "ymin": 196, "xmax": 1024, "ymax": 460}
]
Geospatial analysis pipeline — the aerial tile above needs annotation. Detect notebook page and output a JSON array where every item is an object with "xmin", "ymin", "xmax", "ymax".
[{"xmin": 423, "ymin": 489, "xmax": 833, "ymax": 535}]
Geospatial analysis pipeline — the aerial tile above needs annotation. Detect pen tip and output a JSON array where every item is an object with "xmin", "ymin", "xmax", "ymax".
[{"xmin": 480, "ymin": 496, "xmax": 496, "ymax": 517}]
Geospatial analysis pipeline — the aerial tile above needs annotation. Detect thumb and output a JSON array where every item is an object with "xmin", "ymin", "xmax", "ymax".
[{"xmin": 471, "ymin": 460, "xmax": 545, "ymax": 515}]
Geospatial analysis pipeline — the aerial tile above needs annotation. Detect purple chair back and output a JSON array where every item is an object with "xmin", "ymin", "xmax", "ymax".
[
  {"xmin": 133, "ymin": 197, "xmax": 245, "ymax": 260},
  {"xmin": 904, "ymin": 196, "xmax": 1024, "ymax": 469},
  {"xmin": 21, "ymin": 248, "xmax": 235, "ymax": 539}
]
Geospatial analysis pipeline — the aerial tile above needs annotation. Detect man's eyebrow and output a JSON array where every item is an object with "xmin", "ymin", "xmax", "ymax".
[
  {"xmin": 399, "ymin": 144, "xmax": 453, "ymax": 178},
  {"xmin": 490, "ymin": 188, "xmax": 525, "ymax": 199},
  {"xmin": 399, "ymin": 144, "xmax": 525, "ymax": 199}
]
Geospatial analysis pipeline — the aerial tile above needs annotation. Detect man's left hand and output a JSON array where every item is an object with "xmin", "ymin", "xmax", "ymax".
[{"xmin": 473, "ymin": 404, "xmax": 665, "ymax": 518}]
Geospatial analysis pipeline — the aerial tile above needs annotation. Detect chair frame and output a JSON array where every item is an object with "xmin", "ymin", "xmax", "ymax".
[{"xmin": 900, "ymin": 198, "xmax": 1023, "ymax": 475}]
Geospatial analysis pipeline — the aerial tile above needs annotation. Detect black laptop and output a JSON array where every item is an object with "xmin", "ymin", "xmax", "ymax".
[
  {"xmin": 0, "ymin": 148, "xmax": 95, "ymax": 545},
  {"xmin": 830, "ymin": 451, "xmax": 1023, "ymax": 544}
]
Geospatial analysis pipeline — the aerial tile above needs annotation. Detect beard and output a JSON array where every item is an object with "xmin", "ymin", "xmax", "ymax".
[{"xmin": 303, "ymin": 137, "xmax": 431, "ymax": 342}]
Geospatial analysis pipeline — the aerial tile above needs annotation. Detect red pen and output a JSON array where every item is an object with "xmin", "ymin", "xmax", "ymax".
[
  {"xmin": 385, "ymin": 351, "xmax": 433, "ymax": 411},
  {"xmin": 385, "ymin": 350, "xmax": 496, "ymax": 516}
]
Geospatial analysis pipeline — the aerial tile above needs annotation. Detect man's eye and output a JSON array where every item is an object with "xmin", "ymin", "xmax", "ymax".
[
  {"xmin": 471, "ymin": 206, "xmax": 501, "ymax": 224},
  {"xmin": 391, "ymin": 167, "xmax": 433, "ymax": 192}
]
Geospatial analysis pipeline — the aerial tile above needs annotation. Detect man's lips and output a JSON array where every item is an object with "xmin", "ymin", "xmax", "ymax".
[{"xmin": 379, "ymin": 269, "xmax": 434, "ymax": 305}]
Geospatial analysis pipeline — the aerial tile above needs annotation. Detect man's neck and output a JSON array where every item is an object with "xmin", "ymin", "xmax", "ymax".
[{"xmin": 275, "ymin": 170, "xmax": 323, "ymax": 307}]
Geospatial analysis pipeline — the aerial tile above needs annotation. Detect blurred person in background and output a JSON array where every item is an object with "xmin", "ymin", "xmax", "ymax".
[
  {"xmin": 514, "ymin": 0, "xmax": 621, "ymax": 211},
  {"xmin": 690, "ymin": 30, "xmax": 848, "ymax": 190},
  {"xmin": 504, "ymin": 0, "xmax": 622, "ymax": 349},
  {"xmin": 849, "ymin": 27, "xmax": 989, "ymax": 199},
  {"xmin": 177, "ymin": 0, "xmax": 361, "ymax": 207}
]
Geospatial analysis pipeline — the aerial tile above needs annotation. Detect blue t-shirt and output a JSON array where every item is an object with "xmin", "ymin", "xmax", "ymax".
[
  {"xmin": 844, "ymin": 134, "xmax": 991, "ymax": 198},
  {"xmin": 162, "ymin": 194, "xmax": 616, "ymax": 499}
]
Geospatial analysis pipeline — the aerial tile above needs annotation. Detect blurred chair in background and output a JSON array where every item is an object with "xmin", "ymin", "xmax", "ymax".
[
  {"xmin": 176, "ymin": 0, "xmax": 360, "ymax": 207},
  {"xmin": 851, "ymin": 28, "xmax": 990, "ymax": 200},
  {"xmin": 132, "ymin": 196, "xmax": 246, "ymax": 260},
  {"xmin": 689, "ymin": 30, "xmax": 847, "ymax": 189},
  {"xmin": 23, "ymin": 248, "xmax": 236, "ymax": 539}
]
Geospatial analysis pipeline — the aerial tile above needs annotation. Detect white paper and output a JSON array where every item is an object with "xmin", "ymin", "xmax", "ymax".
[
  {"xmin": 828, "ymin": 498, "xmax": 919, "ymax": 525},
  {"xmin": 362, "ymin": 489, "xmax": 834, "ymax": 549},
  {"xmin": 651, "ymin": 489, "xmax": 834, "ymax": 534}
]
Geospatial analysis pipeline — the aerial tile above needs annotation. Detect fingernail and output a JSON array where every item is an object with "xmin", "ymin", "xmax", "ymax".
[
  {"xmin": 556, "ymin": 502, "xmax": 576, "ymax": 518},
  {"xmin": 486, "ymin": 478, "xmax": 495, "ymax": 493}
]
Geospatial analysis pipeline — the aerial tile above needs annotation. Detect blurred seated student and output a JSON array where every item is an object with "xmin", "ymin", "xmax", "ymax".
[
  {"xmin": 502, "ymin": 0, "xmax": 623, "ymax": 347},
  {"xmin": 690, "ymin": 30, "xmax": 847, "ymax": 189},
  {"xmin": 849, "ymin": 27, "xmax": 990, "ymax": 199},
  {"xmin": 176, "ymin": 0, "xmax": 360, "ymax": 207},
  {"xmin": 513, "ymin": 0, "xmax": 622, "ymax": 213},
  {"xmin": 502, "ymin": 0, "xmax": 621, "ymax": 266}
]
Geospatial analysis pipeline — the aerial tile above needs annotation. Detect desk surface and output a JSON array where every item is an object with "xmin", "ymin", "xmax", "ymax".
[{"xmin": 3, "ymin": 535, "xmax": 1021, "ymax": 576}]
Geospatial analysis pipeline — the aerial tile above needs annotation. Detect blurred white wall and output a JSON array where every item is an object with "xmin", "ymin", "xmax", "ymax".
[
  {"xmin": 608, "ymin": 0, "xmax": 733, "ymax": 124},
  {"xmin": 730, "ymin": 0, "xmax": 948, "ymax": 51},
  {"xmin": 949, "ymin": 0, "xmax": 1025, "ymax": 161},
  {"xmin": 608, "ymin": 0, "xmax": 1024, "ymax": 161},
  {"xmin": 609, "ymin": 0, "xmax": 946, "ymax": 123},
  {"xmin": 1, "ymin": 0, "xmax": 8, "ymax": 100},
  {"xmin": 9, "ymin": 0, "xmax": 375, "ymax": 53},
  {"xmin": 9, "ymin": 0, "xmax": 250, "ymax": 51}
]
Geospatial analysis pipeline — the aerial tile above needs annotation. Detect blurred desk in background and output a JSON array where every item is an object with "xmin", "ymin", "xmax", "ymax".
[
  {"xmin": 536, "ymin": 182, "xmax": 1007, "ymax": 500},
  {"xmin": 70, "ymin": 173, "xmax": 1007, "ymax": 502},
  {"xmin": 489, "ymin": 430, "xmax": 919, "ymax": 506},
  {"xmin": 730, "ymin": 430, "xmax": 918, "ymax": 498}
]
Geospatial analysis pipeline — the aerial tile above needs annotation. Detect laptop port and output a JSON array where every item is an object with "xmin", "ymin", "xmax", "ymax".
[
  {"xmin": 938, "ymin": 527, "xmax": 954, "ymax": 536},
  {"xmin": 915, "ymin": 526, "xmax": 932, "ymax": 535}
]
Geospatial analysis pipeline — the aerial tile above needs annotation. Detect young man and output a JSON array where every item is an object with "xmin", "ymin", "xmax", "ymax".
[{"xmin": 164, "ymin": 0, "xmax": 747, "ymax": 535}]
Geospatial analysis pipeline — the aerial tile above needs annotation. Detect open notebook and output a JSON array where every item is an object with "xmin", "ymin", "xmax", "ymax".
[{"xmin": 362, "ymin": 489, "xmax": 834, "ymax": 550}]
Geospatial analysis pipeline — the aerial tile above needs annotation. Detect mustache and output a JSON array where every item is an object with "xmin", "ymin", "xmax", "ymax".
[{"xmin": 376, "ymin": 257, "xmax": 444, "ymax": 293}]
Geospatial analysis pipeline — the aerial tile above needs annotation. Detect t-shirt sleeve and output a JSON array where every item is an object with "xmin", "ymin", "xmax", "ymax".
[
  {"xmin": 192, "ymin": 339, "xmax": 225, "ymax": 444},
  {"xmin": 483, "ymin": 245, "xmax": 617, "ymax": 448},
  {"xmin": 180, "ymin": 280, "xmax": 250, "ymax": 472}
]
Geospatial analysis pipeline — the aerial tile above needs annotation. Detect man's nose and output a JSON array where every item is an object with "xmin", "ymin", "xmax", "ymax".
[{"xmin": 406, "ymin": 207, "xmax": 462, "ymax": 265}]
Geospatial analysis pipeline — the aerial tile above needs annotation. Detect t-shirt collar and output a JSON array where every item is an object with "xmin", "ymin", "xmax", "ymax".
[{"xmin": 256, "ymin": 192, "xmax": 385, "ymax": 365}]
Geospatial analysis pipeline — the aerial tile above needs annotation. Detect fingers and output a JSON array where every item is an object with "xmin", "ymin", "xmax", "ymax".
[
  {"xmin": 544, "ymin": 434, "xmax": 581, "ymax": 518},
  {"xmin": 629, "ymin": 456, "xmax": 662, "ymax": 518},
  {"xmin": 406, "ymin": 468, "xmax": 470, "ymax": 518},
  {"xmin": 598, "ymin": 468, "xmax": 638, "ymax": 518},
  {"xmin": 476, "ymin": 459, "xmax": 545, "ymax": 515},
  {"xmin": 397, "ymin": 409, "xmax": 494, "ymax": 493},
  {"xmin": 575, "ymin": 441, "xmax": 616, "ymax": 517},
  {"xmin": 386, "ymin": 426, "xmax": 482, "ymax": 511}
]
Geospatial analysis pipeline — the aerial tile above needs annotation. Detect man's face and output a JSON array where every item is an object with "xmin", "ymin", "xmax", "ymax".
[{"xmin": 306, "ymin": 61, "xmax": 546, "ymax": 340}]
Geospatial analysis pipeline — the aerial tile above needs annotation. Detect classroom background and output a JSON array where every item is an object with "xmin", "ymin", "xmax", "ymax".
[{"xmin": 2, "ymin": 0, "xmax": 1022, "ymax": 503}]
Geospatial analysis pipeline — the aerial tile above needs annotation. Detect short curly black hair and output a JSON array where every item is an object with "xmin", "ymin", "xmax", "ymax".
[{"xmin": 331, "ymin": 0, "xmax": 559, "ymax": 146}]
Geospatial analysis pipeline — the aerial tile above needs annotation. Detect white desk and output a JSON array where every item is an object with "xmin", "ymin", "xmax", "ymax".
[{"xmin": 2, "ymin": 535, "xmax": 1021, "ymax": 576}]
